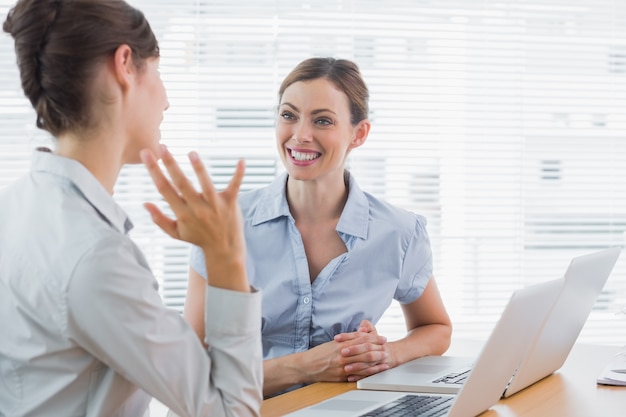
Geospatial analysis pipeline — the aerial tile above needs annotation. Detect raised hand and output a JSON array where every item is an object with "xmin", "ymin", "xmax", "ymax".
[{"xmin": 141, "ymin": 145, "xmax": 249, "ymax": 292}]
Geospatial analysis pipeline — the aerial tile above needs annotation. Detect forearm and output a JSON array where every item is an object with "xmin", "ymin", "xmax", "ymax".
[
  {"xmin": 263, "ymin": 352, "xmax": 308, "ymax": 397},
  {"xmin": 387, "ymin": 323, "xmax": 452, "ymax": 367}
]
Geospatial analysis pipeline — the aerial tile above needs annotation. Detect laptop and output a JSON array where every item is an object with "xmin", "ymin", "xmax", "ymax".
[
  {"xmin": 503, "ymin": 246, "xmax": 621, "ymax": 397},
  {"xmin": 285, "ymin": 277, "xmax": 565, "ymax": 417},
  {"xmin": 356, "ymin": 247, "xmax": 621, "ymax": 396}
]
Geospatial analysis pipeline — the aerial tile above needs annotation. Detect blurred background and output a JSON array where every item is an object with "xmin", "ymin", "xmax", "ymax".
[{"xmin": 1, "ymin": 0, "xmax": 625, "ymax": 348}]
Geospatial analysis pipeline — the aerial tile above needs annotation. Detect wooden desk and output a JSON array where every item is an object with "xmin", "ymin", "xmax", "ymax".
[{"xmin": 261, "ymin": 343, "xmax": 626, "ymax": 417}]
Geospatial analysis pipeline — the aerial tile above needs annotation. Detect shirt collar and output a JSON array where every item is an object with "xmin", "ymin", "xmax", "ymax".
[
  {"xmin": 250, "ymin": 170, "xmax": 370, "ymax": 239},
  {"xmin": 31, "ymin": 148, "xmax": 133, "ymax": 234},
  {"xmin": 337, "ymin": 171, "xmax": 369, "ymax": 239},
  {"xmin": 250, "ymin": 172, "xmax": 291, "ymax": 225}
]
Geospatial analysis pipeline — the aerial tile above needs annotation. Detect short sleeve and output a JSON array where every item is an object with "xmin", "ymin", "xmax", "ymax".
[{"xmin": 394, "ymin": 214, "xmax": 433, "ymax": 304}]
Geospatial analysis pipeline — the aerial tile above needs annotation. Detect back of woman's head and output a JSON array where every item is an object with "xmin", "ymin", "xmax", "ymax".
[
  {"xmin": 3, "ymin": 0, "xmax": 159, "ymax": 137},
  {"xmin": 278, "ymin": 57, "xmax": 369, "ymax": 125}
]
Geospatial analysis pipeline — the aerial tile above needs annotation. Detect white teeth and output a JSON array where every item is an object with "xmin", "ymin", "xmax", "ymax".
[{"xmin": 291, "ymin": 150, "xmax": 320, "ymax": 161}]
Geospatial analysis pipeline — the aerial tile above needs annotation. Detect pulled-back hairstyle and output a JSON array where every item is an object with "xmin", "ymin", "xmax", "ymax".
[
  {"xmin": 278, "ymin": 57, "xmax": 369, "ymax": 126},
  {"xmin": 3, "ymin": 0, "xmax": 159, "ymax": 136}
]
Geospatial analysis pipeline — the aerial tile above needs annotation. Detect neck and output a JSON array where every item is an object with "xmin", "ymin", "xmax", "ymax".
[
  {"xmin": 54, "ymin": 131, "xmax": 125, "ymax": 195},
  {"xmin": 286, "ymin": 170, "xmax": 349, "ymax": 223}
]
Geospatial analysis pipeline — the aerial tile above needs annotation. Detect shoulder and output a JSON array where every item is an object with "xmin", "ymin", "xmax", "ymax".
[
  {"xmin": 363, "ymin": 190, "xmax": 427, "ymax": 232},
  {"xmin": 342, "ymin": 173, "xmax": 427, "ymax": 240},
  {"xmin": 37, "ymin": 179, "xmax": 142, "ymax": 283},
  {"xmin": 69, "ymin": 234, "xmax": 148, "ymax": 290}
]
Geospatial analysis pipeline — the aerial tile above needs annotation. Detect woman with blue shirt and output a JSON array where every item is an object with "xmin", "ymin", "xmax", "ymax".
[{"xmin": 185, "ymin": 57, "xmax": 452, "ymax": 396}]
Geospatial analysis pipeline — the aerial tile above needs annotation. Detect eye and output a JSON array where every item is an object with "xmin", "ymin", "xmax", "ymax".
[
  {"xmin": 280, "ymin": 111, "xmax": 296, "ymax": 121},
  {"xmin": 315, "ymin": 117, "xmax": 332, "ymax": 126}
]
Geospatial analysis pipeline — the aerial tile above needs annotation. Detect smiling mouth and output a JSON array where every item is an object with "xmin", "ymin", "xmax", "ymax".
[{"xmin": 290, "ymin": 149, "xmax": 321, "ymax": 161}]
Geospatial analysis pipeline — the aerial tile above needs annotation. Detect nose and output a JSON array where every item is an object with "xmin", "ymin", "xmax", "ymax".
[{"xmin": 292, "ymin": 121, "xmax": 313, "ymax": 144}]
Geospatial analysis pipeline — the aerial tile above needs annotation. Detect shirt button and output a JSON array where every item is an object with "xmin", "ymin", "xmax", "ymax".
[{"xmin": 303, "ymin": 296, "xmax": 310, "ymax": 304}]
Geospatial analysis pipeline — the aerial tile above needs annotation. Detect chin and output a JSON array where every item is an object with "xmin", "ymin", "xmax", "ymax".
[{"xmin": 285, "ymin": 169, "xmax": 316, "ymax": 182}]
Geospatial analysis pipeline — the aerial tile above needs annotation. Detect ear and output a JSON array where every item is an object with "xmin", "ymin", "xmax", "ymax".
[
  {"xmin": 349, "ymin": 119, "xmax": 371, "ymax": 150},
  {"xmin": 112, "ymin": 44, "xmax": 135, "ymax": 92}
]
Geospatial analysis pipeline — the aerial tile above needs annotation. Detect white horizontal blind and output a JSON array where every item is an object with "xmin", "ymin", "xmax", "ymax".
[{"xmin": 1, "ymin": 0, "xmax": 626, "ymax": 345}]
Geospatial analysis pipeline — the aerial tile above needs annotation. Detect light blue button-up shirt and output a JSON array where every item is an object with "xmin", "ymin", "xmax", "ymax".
[
  {"xmin": 191, "ymin": 171, "xmax": 432, "ymax": 361},
  {"xmin": 0, "ymin": 149, "xmax": 263, "ymax": 417}
]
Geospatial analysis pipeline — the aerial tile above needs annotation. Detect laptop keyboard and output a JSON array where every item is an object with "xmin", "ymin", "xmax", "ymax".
[
  {"xmin": 359, "ymin": 394, "xmax": 453, "ymax": 417},
  {"xmin": 432, "ymin": 368, "xmax": 472, "ymax": 385}
]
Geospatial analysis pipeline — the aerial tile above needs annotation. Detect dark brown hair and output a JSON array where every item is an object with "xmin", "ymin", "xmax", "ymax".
[
  {"xmin": 3, "ymin": 0, "xmax": 159, "ymax": 136},
  {"xmin": 278, "ymin": 57, "xmax": 369, "ymax": 126}
]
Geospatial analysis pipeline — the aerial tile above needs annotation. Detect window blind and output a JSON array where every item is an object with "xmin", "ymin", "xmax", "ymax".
[{"xmin": 1, "ymin": 0, "xmax": 625, "ymax": 345}]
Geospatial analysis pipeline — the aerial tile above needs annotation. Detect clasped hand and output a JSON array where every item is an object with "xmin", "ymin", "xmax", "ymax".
[{"xmin": 305, "ymin": 320, "xmax": 391, "ymax": 383}]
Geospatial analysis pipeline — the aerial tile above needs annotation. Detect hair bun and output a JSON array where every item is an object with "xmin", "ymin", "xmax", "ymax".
[{"xmin": 3, "ymin": 0, "xmax": 62, "ymax": 108}]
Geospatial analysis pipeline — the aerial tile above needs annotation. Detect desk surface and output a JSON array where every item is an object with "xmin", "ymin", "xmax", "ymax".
[{"xmin": 261, "ymin": 342, "xmax": 626, "ymax": 417}]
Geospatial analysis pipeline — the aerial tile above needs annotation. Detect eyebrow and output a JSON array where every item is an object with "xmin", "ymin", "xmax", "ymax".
[{"xmin": 279, "ymin": 102, "xmax": 337, "ymax": 116}]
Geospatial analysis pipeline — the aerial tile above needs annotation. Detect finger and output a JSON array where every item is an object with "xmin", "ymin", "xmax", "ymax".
[
  {"xmin": 223, "ymin": 159, "xmax": 246, "ymax": 199},
  {"xmin": 144, "ymin": 203, "xmax": 180, "ymax": 239},
  {"xmin": 159, "ymin": 145, "xmax": 203, "ymax": 205},
  {"xmin": 358, "ymin": 320, "xmax": 377, "ymax": 333},
  {"xmin": 340, "ymin": 338, "xmax": 387, "ymax": 357},
  {"xmin": 347, "ymin": 364, "xmax": 391, "ymax": 381},
  {"xmin": 334, "ymin": 332, "xmax": 355, "ymax": 342},
  {"xmin": 334, "ymin": 320, "xmax": 377, "ymax": 343},
  {"xmin": 334, "ymin": 328, "xmax": 366, "ymax": 342},
  {"xmin": 335, "ymin": 331, "xmax": 385, "ymax": 344},
  {"xmin": 141, "ymin": 148, "xmax": 187, "ymax": 214},
  {"xmin": 345, "ymin": 357, "xmax": 389, "ymax": 373},
  {"xmin": 187, "ymin": 151, "xmax": 217, "ymax": 200}
]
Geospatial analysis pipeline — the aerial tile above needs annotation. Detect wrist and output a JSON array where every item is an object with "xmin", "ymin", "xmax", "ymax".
[
  {"xmin": 264, "ymin": 352, "xmax": 308, "ymax": 396},
  {"xmin": 386, "ymin": 341, "xmax": 402, "ymax": 368},
  {"xmin": 203, "ymin": 252, "xmax": 249, "ymax": 292},
  {"xmin": 287, "ymin": 350, "xmax": 311, "ymax": 385}
]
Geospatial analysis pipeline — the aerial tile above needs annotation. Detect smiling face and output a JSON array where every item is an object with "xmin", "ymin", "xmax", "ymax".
[{"xmin": 276, "ymin": 77, "xmax": 369, "ymax": 184}]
